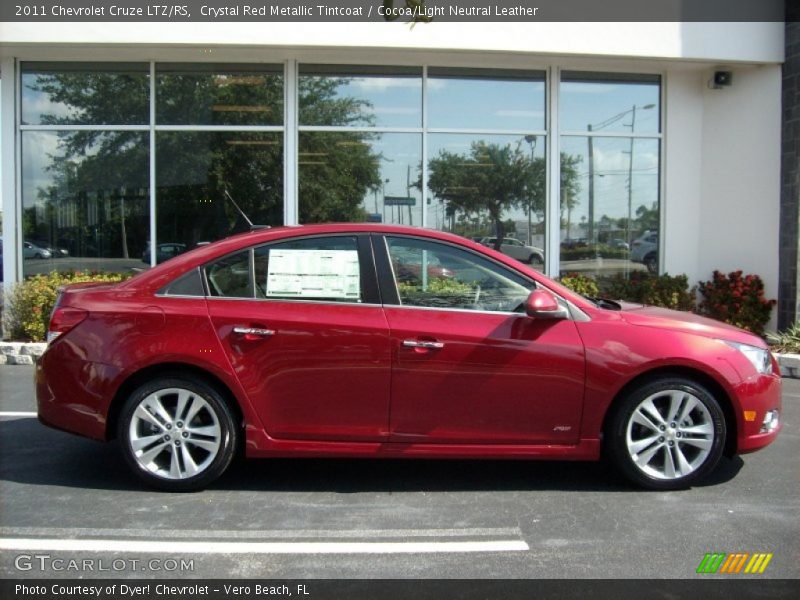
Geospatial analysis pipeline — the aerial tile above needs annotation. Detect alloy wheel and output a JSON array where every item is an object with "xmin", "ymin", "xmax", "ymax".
[
  {"xmin": 128, "ymin": 387, "xmax": 222, "ymax": 480},
  {"xmin": 625, "ymin": 389, "xmax": 714, "ymax": 481}
]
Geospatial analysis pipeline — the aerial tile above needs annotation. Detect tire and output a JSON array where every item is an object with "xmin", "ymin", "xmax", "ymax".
[
  {"xmin": 117, "ymin": 376, "xmax": 238, "ymax": 492},
  {"xmin": 527, "ymin": 253, "xmax": 544, "ymax": 266},
  {"xmin": 606, "ymin": 377, "xmax": 726, "ymax": 490},
  {"xmin": 644, "ymin": 253, "xmax": 657, "ymax": 273}
]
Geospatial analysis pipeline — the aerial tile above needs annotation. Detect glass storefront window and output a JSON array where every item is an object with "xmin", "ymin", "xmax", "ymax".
[
  {"xmin": 299, "ymin": 132, "xmax": 421, "ymax": 225},
  {"xmin": 560, "ymin": 72, "xmax": 660, "ymax": 134},
  {"xmin": 427, "ymin": 133, "xmax": 546, "ymax": 270},
  {"xmin": 156, "ymin": 131, "xmax": 283, "ymax": 252},
  {"xmin": 427, "ymin": 68, "xmax": 545, "ymax": 132},
  {"xmin": 299, "ymin": 65, "xmax": 422, "ymax": 128},
  {"xmin": 21, "ymin": 131, "xmax": 150, "ymax": 276},
  {"xmin": 12, "ymin": 62, "xmax": 663, "ymax": 283},
  {"xmin": 558, "ymin": 136, "xmax": 660, "ymax": 280},
  {"xmin": 559, "ymin": 72, "xmax": 661, "ymax": 281},
  {"xmin": 21, "ymin": 62, "xmax": 149, "ymax": 126},
  {"xmin": 156, "ymin": 63, "xmax": 283, "ymax": 126}
]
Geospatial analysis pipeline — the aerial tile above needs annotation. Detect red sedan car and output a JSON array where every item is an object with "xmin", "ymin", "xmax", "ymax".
[{"xmin": 36, "ymin": 224, "xmax": 781, "ymax": 491}]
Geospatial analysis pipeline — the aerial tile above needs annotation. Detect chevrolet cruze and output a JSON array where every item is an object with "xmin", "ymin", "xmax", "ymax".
[{"xmin": 36, "ymin": 224, "xmax": 782, "ymax": 491}]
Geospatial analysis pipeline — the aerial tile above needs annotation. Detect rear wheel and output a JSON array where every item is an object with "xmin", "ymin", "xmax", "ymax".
[
  {"xmin": 528, "ymin": 253, "xmax": 544, "ymax": 266},
  {"xmin": 607, "ymin": 377, "xmax": 726, "ymax": 490},
  {"xmin": 644, "ymin": 253, "xmax": 657, "ymax": 273},
  {"xmin": 118, "ymin": 376, "xmax": 238, "ymax": 491}
]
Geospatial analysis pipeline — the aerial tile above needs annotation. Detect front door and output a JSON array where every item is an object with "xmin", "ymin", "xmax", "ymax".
[{"xmin": 380, "ymin": 235, "xmax": 586, "ymax": 445}]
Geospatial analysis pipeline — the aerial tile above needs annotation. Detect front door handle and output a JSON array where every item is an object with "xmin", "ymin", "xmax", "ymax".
[
  {"xmin": 233, "ymin": 326, "xmax": 275, "ymax": 338},
  {"xmin": 402, "ymin": 339, "xmax": 445, "ymax": 350}
]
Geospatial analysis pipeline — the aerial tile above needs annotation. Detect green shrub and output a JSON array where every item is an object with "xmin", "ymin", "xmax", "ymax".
[
  {"xmin": 4, "ymin": 270, "xmax": 131, "ymax": 342},
  {"xmin": 558, "ymin": 272, "xmax": 600, "ymax": 297},
  {"xmin": 560, "ymin": 245, "xmax": 629, "ymax": 261},
  {"xmin": 603, "ymin": 272, "xmax": 695, "ymax": 311},
  {"xmin": 697, "ymin": 270, "xmax": 775, "ymax": 336},
  {"xmin": 767, "ymin": 321, "xmax": 800, "ymax": 354}
]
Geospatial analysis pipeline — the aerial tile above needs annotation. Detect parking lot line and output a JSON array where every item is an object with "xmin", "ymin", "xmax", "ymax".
[
  {"xmin": 0, "ymin": 538, "xmax": 529, "ymax": 554},
  {"xmin": 0, "ymin": 412, "xmax": 37, "ymax": 418},
  {"xmin": 0, "ymin": 526, "xmax": 523, "ymax": 540}
]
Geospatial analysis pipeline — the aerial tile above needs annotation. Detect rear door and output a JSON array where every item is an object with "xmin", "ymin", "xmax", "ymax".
[{"xmin": 205, "ymin": 234, "xmax": 392, "ymax": 442}]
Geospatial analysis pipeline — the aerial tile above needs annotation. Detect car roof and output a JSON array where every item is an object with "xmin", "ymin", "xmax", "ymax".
[{"xmin": 122, "ymin": 224, "xmax": 497, "ymax": 293}]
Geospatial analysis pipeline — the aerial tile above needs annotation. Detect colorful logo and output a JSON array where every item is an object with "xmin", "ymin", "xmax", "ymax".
[{"xmin": 696, "ymin": 552, "xmax": 773, "ymax": 574}]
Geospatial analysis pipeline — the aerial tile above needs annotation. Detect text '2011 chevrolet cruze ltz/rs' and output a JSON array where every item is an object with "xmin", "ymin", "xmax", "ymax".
[{"xmin": 36, "ymin": 224, "xmax": 781, "ymax": 491}]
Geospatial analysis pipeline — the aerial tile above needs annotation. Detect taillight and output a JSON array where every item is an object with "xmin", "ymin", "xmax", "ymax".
[{"xmin": 47, "ymin": 307, "xmax": 88, "ymax": 344}]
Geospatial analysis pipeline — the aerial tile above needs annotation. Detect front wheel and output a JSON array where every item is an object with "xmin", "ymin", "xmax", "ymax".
[
  {"xmin": 118, "ymin": 376, "xmax": 238, "ymax": 491},
  {"xmin": 607, "ymin": 377, "xmax": 726, "ymax": 490}
]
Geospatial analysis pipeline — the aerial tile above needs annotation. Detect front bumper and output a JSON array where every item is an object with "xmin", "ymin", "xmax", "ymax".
[{"xmin": 734, "ymin": 373, "xmax": 782, "ymax": 454}]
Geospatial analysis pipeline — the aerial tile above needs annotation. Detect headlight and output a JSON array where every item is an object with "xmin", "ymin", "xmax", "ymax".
[{"xmin": 722, "ymin": 341, "xmax": 772, "ymax": 375}]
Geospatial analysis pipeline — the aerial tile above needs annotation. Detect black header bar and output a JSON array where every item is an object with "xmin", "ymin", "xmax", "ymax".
[{"xmin": 0, "ymin": 1, "xmax": 788, "ymax": 23}]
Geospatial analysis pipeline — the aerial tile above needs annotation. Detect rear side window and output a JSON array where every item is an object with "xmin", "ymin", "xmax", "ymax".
[
  {"xmin": 203, "ymin": 235, "xmax": 367, "ymax": 303},
  {"xmin": 206, "ymin": 250, "xmax": 253, "ymax": 298},
  {"xmin": 160, "ymin": 267, "xmax": 205, "ymax": 297},
  {"xmin": 254, "ymin": 236, "xmax": 362, "ymax": 303}
]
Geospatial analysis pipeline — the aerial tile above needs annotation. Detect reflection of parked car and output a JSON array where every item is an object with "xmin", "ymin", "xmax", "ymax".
[
  {"xmin": 142, "ymin": 243, "xmax": 187, "ymax": 264},
  {"xmin": 23, "ymin": 241, "xmax": 52, "ymax": 259},
  {"xmin": 391, "ymin": 248, "xmax": 453, "ymax": 284},
  {"xmin": 480, "ymin": 237, "xmax": 544, "ymax": 265},
  {"xmin": 609, "ymin": 238, "xmax": 630, "ymax": 250},
  {"xmin": 562, "ymin": 237, "xmax": 588, "ymax": 249},
  {"xmin": 32, "ymin": 240, "xmax": 69, "ymax": 257},
  {"xmin": 631, "ymin": 232, "xmax": 658, "ymax": 272}
]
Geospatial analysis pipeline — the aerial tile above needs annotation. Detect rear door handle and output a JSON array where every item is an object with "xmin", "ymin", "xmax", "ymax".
[
  {"xmin": 402, "ymin": 340, "xmax": 445, "ymax": 350},
  {"xmin": 233, "ymin": 326, "xmax": 275, "ymax": 337}
]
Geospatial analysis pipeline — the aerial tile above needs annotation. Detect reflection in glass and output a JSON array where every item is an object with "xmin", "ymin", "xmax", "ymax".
[
  {"xmin": 21, "ymin": 131, "xmax": 150, "ymax": 276},
  {"xmin": 156, "ymin": 64, "xmax": 283, "ymax": 126},
  {"xmin": 21, "ymin": 62, "xmax": 149, "ymax": 126},
  {"xmin": 427, "ymin": 68, "xmax": 545, "ymax": 131},
  {"xmin": 156, "ymin": 132, "xmax": 283, "ymax": 249},
  {"xmin": 299, "ymin": 132, "xmax": 421, "ymax": 225},
  {"xmin": 299, "ymin": 65, "xmax": 422, "ymax": 128},
  {"xmin": 427, "ymin": 134, "xmax": 546, "ymax": 269},
  {"xmin": 560, "ymin": 72, "xmax": 660, "ymax": 134},
  {"xmin": 558, "ymin": 136, "xmax": 660, "ymax": 280}
]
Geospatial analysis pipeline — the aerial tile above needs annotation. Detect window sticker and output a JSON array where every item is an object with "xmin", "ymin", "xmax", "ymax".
[{"xmin": 266, "ymin": 249, "xmax": 360, "ymax": 300}]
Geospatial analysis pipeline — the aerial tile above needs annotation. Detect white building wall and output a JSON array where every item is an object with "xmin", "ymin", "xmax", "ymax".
[
  {"xmin": 0, "ymin": 22, "xmax": 785, "ymax": 64},
  {"xmin": 663, "ymin": 69, "xmax": 704, "ymax": 280},
  {"xmin": 698, "ymin": 65, "xmax": 782, "ymax": 326}
]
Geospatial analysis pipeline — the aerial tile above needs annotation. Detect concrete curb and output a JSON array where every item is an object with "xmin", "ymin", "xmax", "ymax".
[
  {"xmin": 0, "ymin": 342, "xmax": 46, "ymax": 365},
  {"xmin": 776, "ymin": 352, "xmax": 800, "ymax": 379}
]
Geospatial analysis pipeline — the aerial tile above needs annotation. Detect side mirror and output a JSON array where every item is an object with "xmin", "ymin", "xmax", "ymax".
[{"xmin": 525, "ymin": 289, "xmax": 569, "ymax": 319}]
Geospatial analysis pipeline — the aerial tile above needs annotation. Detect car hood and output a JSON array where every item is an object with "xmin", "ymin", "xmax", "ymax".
[{"xmin": 617, "ymin": 303, "xmax": 767, "ymax": 348}]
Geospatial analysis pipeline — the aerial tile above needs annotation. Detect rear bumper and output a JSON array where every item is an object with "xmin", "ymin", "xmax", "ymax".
[
  {"xmin": 36, "ymin": 345, "xmax": 122, "ymax": 441},
  {"xmin": 734, "ymin": 373, "xmax": 782, "ymax": 454}
]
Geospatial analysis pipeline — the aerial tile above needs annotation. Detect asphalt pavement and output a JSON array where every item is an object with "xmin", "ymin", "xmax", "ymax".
[{"xmin": 0, "ymin": 365, "xmax": 798, "ymax": 579}]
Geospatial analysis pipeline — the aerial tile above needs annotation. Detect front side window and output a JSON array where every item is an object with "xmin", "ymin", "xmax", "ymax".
[{"xmin": 386, "ymin": 237, "xmax": 533, "ymax": 313}]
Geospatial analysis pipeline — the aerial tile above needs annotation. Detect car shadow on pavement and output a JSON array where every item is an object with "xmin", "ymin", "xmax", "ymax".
[{"xmin": 0, "ymin": 418, "xmax": 743, "ymax": 493}]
